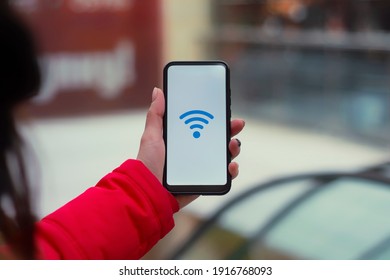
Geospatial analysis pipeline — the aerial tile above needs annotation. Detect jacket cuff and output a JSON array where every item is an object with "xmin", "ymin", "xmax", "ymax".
[{"xmin": 115, "ymin": 159, "xmax": 180, "ymax": 233}]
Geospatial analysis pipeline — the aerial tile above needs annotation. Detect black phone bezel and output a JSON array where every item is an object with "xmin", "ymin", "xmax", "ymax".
[{"xmin": 162, "ymin": 60, "xmax": 232, "ymax": 195}]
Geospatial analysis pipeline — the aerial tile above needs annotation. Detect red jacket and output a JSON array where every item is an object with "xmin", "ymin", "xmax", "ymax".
[{"xmin": 35, "ymin": 159, "xmax": 179, "ymax": 259}]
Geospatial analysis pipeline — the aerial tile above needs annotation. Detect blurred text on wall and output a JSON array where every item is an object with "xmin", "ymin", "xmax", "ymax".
[{"xmin": 12, "ymin": 0, "xmax": 162, "ymax": 117}]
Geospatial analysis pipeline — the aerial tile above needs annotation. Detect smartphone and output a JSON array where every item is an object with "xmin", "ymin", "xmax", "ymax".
[{"xmin": 163, "ymin": 61, "xmax": 231, "ymax": 195}]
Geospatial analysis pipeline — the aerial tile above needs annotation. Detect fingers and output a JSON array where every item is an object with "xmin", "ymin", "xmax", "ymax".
[
  {"xmin": 229, "ymin": 162, "xmax": 239, "ymax": 179},
  {"xmin": 231, "ymin": 119, "xmax": 245, "ymax": 137},
  {"xmin": 229, "ymin": 138, "xmax": 240, "ymax": 180},
  {"xmin": 229, "ymin": 138, "xmax": 241, "ymax": 160},
  {"xmin": 229, "ymin": 119, "xmax": 244, "ymax": 180},
  {"xmin": 230, "ymin": 118, "xmax": 244, "ymax": 159}
]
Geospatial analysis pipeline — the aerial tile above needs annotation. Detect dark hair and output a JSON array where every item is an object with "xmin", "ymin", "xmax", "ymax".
[{"xmin": 0, "ymin": 3, "xmax": 41, "ymax": 259}]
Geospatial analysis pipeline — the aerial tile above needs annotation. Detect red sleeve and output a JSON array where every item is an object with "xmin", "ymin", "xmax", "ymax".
[{"xmin": 35, "ymin": 159, "xmax": 179, "ymax": 260}]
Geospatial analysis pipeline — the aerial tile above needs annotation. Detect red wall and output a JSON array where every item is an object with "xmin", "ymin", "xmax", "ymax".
[{"xmin": 14, "ymin": 0, "xmax": 162, "ymax": 117}]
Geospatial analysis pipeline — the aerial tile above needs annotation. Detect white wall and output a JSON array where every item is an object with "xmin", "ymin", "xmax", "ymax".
[{"xmin": 162, "ymin": 0, "xmax": 212, "ymax": 61}]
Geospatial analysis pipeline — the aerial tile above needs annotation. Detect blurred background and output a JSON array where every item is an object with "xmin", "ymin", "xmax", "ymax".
[{"xmin": 12, "ymin": 0, "xmax": 390, "ymax": 259}]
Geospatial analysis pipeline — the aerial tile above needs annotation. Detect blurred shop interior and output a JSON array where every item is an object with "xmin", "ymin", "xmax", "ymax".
[{"xmin": 10, "ymin": 0, "xmax": 390, "ymax": 259}]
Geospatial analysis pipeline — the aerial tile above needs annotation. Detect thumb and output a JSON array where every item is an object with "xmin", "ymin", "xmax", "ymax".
[
  {"xmin": 137, "ymin": 87, "xmax": 165, "ymax": 181},
  {"xmin": 142, "ymin": 87, "xmax": 165, "ymax": 141}
]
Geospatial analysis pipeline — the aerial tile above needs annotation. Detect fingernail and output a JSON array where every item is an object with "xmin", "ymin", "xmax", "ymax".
[
  {"xmin": 236, "ymin": 138, "xmax": 241, "ymax": 147},
  {"xmin": 152, "ymin": 87, "xmax": 158, "ymax": 101}
]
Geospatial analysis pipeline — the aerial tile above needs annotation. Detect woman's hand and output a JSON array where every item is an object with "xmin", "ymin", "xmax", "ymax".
[{"xmin": 137, "ymin": 88, "xmax": 245, "ymax": 208}]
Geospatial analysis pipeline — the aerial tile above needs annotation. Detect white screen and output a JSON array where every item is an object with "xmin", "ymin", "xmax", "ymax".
[{"xmin": 166, "ymin": 64, "xmax": 228, "ymax": 186}]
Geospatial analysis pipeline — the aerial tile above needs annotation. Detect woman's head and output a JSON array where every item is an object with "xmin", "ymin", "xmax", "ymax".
[
  {"xmin": 0, "ymin": 2, "xmax": 40, "ymax": 109},
  {"xmin": 0, "ymin": 2, "xmax": 40, "ymax": 259}
]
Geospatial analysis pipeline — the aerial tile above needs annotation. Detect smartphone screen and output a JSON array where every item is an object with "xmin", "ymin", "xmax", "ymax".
[{"xmin": 163, "ymin": 61, "xmax": 231, "ymax": 194}]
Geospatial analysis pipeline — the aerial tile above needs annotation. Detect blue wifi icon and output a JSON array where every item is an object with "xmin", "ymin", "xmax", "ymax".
[{"xmin": 179, "ymin": 110, "xmax": 214, "ymax": 139}]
